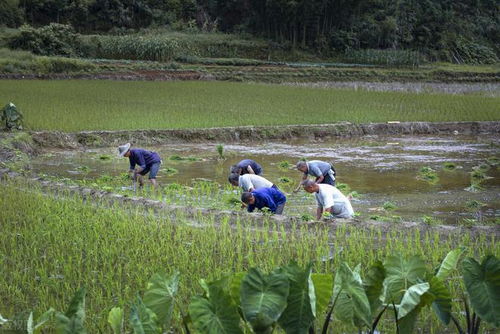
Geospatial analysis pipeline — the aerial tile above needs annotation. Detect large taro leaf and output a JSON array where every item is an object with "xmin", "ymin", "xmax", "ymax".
[
  {"xmin": 189, "ymin": 284, "xmax": 243, "ymax": 334},
  {"xmin": 143, "ymin": 271, "xmax": 179, "ymax": 330},
  {"xmin": 428, "ymin": 276, "xmax": 452, "ymax": 325},
  {"xmin": 333, "ymin": 262, "xmax": 371, "ymax": 328},
  {"xmin": 241, "ymin": 267, "xmax": 289, "ymax": 333},
  {"xmin": 436, "ymin": 248, "xmax": 465, "ymax": 280},
  {"xmin": 398, "ymin": 306, "xmax": 421, "ymax": 334},
  {"xmin": 396, "ymin": 283, "xmax": 430, "ymax": 319},
  {"xmin": 462, "ymin": 255, "xmax": 500, "ymax": 327},
  {"xmin": 108, "ymin": 307, "xmax": 124, "ymax": 334},
  {"xmin": 311, "ymin": 273, "xmax": 333, "ymax": 317},
  {"xmin": 277, "ymin": 262, "xmax": 316, "ymax": 334},
  {"xmin": 230, "ymin": 272, "xmax": 246, "ymax": 308},
  {"xmin": 29, "ymin": 308, "xmax": 55, "ymax": 334},
  {"xmin": 383, "ymin": 255, "xmax": 426, "ymax": 304},
  {"xmin": 55, "ymin": 287, "xmax": 87, "ymax": 334},
  {"xmin": 129, "ymin": 296, "xmax": 160, "ymax": 334},
  {"xmin": 364, "ymin": 260, "xmax": 386, "ymax": 315}
]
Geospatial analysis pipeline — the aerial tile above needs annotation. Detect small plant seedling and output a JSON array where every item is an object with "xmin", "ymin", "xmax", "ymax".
[
  {"xmin": 486, "ymin": 156, "xmax": 499, "ymax": 167},
  {"xmin": 417, "ymin": 166, "xmax": 439, "ymax": 184},
  {"xmin": 76, "ymin": 165, "xmax": 91, "ymax": 173},
  {"xmin": 369, "ymin": 215, "xmax": 383, "ymax": 221},
  {"xmin": 278, "ymin": 160, "xmax": 291, "ymax": 170},
  {"xmin": 465, "ymin": 183, "xmax": 484, "ymax": 193},
  {"xmin": 383, "ymin": 201, "xmax": 397, "ymax": 211},
  {"xmin": 336, "ymin": 183, "xmax": 350, "ymax": 192},
  {"xmin": 473, "ymin": 163, "xmax": 490, "ymax": 173},
  {"xmin": 278, "ymin": 177, "xmax": 291, "ymax": 183},
  {"xmin": 348, "ymin": 191, "xmax": 361, "ymax": 199},
  {"xmin": 216, "ymin": 144, "xmax": 224, "ymax": 160},
  {"xmin": 165, "ymin": 183, "xmax": 182, "ymax": 190},
  {"xmin": 442, "ymin": 162, "xmax": 457, "ymax": 171},
  {"xmin": 422, "ymin": 215, "xmax": 442, "ymax": 226},
  {"xmin": 99, "ymin": 155, "xmax": 112, "ymax": 161},
  {"xmin": 465, "ymin": 200, "xmax": 486, "ymax": 211},
  {"xmin": 169, "ymin": 155, "xmax": 184, "ymax": 161},
  {"xmin": 162, "ymin": 167, "xmax": 178, "ymax": 175},
  {"xmin": 227, "ymin": 197, "xmax": 240, "ymax": 206},
  {"xmin": 300, "ymin": 213, "xmax": 314, "ymax": 222}
]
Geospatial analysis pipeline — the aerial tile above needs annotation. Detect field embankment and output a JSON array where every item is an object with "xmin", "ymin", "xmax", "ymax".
[{"xmin": 29, "ymin": 121, "xmax": 500, "ymax": 148}]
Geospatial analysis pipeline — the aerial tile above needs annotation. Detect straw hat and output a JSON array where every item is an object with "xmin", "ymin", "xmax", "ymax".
[{"xmin": 118, "ymin": 143, "xmax": 131, "ymax": 157}]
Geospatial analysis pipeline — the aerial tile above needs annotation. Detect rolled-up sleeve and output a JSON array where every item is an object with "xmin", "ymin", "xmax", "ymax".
[{"xmin": 310, "ymin": 165, "xmax": 322, "ymax": 177}]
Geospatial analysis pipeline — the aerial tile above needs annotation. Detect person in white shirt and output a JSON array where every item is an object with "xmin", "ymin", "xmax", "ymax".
[
  {"xmin": 302, "ymin": 179, "xmax": 354, "ymax": 220},
  {"xmin": 228, "ymin": 173, "xmax": 277, "ymax": 192}
]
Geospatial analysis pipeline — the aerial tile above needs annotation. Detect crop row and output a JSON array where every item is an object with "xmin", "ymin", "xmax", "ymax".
[{"xmin": 0, "ymin": 180, "xmax": 498, "ymax": 332}]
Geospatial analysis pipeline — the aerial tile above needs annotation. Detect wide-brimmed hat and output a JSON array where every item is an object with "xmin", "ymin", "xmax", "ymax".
[{"xmin": 118, "ymin": 143, "xmax": 131, "ymax": 157}]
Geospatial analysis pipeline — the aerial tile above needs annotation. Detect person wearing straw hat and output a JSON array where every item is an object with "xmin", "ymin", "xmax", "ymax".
[{"xmin": 118, "ymin": 143, "xmax": 161, "ymax": 189}]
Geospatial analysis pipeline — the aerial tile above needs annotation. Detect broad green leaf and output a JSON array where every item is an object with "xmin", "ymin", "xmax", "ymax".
[
  {"xmin": 230, "ymin": 272, "xmax": 246, "ymax": 307},
  {"xmin": 129, "ymin": 296, "xmax": 160, "ymax": 334},
  {"xmin": 334, "ymin": 262, "xmax": 371, "ymax": 327},
  {"xmin": 55, "ymin": 287, "xmax": 86, "ymax": 334},
  {"xmin": 429, "ymin": 277, "xmax": 452, "ymax": 325},
  {"xmin": 398, "ymin": 306, "xmax": 420, "ymax": 334},
  {"xmin": 311, "ymin": 273, "xmax": 333, "ymax": 317},
  {"xmin": 241, "ymin": 267, "xmax": 289, "ymax": 333},
  {"xmin": 33, "ymin": 308, "xmax": 55, "ymax": 333},
  {"xmin": 364, "ymin": 260, "xmax": 386, "ymax": 315},
  {"xmin": 462, "ymin": 255, "xmax": 500, "ymax": 327},
  {"xmin": 396, "ymin": 283, "xmax": 429, "ymax": 319},
  {"xmin": 278, "ymin": 262, "xmax": 316, "ymax": 334},
  {"xmin": 0, "ymin": 314, "xmax": 7, "ymax": 325},
  {"xmin": 143, "ymin": 272, "xmax": 179, "ymax": 330},
  {"xmin": 189, "ymin": 285, "xmax": 243, "ymax": 334},
  {"xmin": 108, "ymin": 307, "xmax": 124, "ymax": 334},
  {"xmin": 27, "ymin": 312, "xmax": 34, "ymax": 334},
  {"xmin": 436, "ymin": 248, "xmax": 465, "ymax": 280},
  {"xmin": 383, "ymin": 255, "xmax": 426, "ymax": 303}
]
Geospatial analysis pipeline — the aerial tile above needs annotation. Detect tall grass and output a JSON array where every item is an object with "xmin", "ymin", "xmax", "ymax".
[
  {"xmin": 0, "ymin": 80, "xmax": 498, "ymax": 131},
  {"xmin": 86, "ymin": 32, "xmax": 270, "ymax": 61},
  {"xmin": 0, "ymin": 181, "xmax": 498, "ymax": 332}
]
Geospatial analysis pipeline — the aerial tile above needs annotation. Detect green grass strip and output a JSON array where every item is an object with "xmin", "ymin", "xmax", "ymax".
[{"xmin": 1, "ymin": 80, "xmax": 499, "ymax": 131}]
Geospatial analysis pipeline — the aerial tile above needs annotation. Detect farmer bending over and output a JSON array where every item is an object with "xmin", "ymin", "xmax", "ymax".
[
  {"xmin": 302, "ymin": 180, "xmax": 353, "ymax": 220},
  {"xmin": 230, "ymin": 159, "xmax": 263, "ymax": 176},
  {"xmin": 228, "ymin": 173, "xmax": 278, "ymax": 192},
  {"xmin": 241, "ymin": 187, "xmax": 286, "ymax": 215},
  {"xmin": 295, "ymin": 160, "xmax": 336, "ymax": 192},
  {"xmin": 118, "ymin": 143, "xmax": 161, "ymax": 189}
]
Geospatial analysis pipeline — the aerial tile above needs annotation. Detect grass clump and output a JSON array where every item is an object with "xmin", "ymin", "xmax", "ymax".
[
  {"xmin": 442, "ymin": 162, "xmax": 457, "ymax": 171},
  {"xmin": 417, "ymin": 166, "xmax": 439, "ymax": 184},
  {"xmin": 422, "ymin": 215, "xmax": 443, "ymax": 226},
  {"xmin": 383, "ymin": 201, "xmax": 397, "ymax": 211}
]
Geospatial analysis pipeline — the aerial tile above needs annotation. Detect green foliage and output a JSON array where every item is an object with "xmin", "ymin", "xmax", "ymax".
[
  {"xmin": 382, "ymin": 201, "xmax": 397, "ymax": 211},
  {"xmin": 417, "ymin": 166, "xmax": 439, "ymax": 184},
  {"xmin": 442, "ymin": 162, "xmax": 457, "ymax": 171},
  {"xmin": 55, "ymin": 288, "xmax": 87, "ymax": 334},
  {"xmin": 1, "ymin": 80, "xmax": 500, "ymax": 132},
  {"xmin": 107, "ymin": 307, "xmax": 124, "ymax": 334},
  {"xmin": 241, "ymin": 268, "xmax": 290, "ymax": 333},
  {"xmin": 129, "ymin": 296, "xmax": 159, "ymax": 334},
  {"xmin": 216, "ymin": 144, "xmax": 224, "ymax": 160},
  {"xmin": 462, "ymin": 256, "xmax": 500, "ymax": 328},
  {"xmin": 8, "ymin": 24, "xmax": 83, "ymax": 57},
  {"xmin": 189, "ymin": 284, "xmax": 242, "ymax": 334},
  {"xmin": 1, "ymin": 102, "xmax": 23, "ymax": 130},
  {"xmin": 143, "ymin": 272, "xmax": 179, "ymax": 330}
]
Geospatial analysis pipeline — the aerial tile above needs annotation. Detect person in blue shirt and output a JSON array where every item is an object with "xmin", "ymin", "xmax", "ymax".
[
  {"xmin": 230, "ymin": 159, "xmax": 263, "ymax": 176},
  {"xmin": 118, "ymin": 143, "xmax": 161, "ymax": 189},
  {"xmin": 241, "ymin": 187, "xmax": 286, "ymax": 215}
]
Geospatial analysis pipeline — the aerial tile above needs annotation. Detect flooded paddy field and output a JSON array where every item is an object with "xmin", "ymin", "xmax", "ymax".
[{"xmin": 30, "ymin": 134, "xmax": 499, "ymax": 225}]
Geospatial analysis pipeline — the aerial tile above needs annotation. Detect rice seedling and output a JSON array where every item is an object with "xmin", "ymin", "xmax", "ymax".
[
  {"xmin": 417, "ymin": 166, "xmax": 439, "ymax": 184},
  {"xmin": 383, "ymin": 201, "xmax": 397, "ymax": 211},
  {"xmin": 442, "ymin": 162, "xmax": 457, "ymax": 171},
  {"xmin": 1, "ymin": 179, "xmax": 497, "ymax": 332},
  {"xmin": 216, "ymin": 144, "xmax": 224, "ymax": 160},
  {"xmin": 1, "ymin": 80, "xmax": 499, "ymax": 131}
]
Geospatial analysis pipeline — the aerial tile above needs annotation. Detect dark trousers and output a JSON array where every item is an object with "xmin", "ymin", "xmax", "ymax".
[{"xmin": 321, "ymin": 173, "xmax": 336, "ymax": 186}]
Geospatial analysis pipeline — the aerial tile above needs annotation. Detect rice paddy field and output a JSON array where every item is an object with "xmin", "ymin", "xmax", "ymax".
[
  {"xmin": 1, "ymin": 180, "xmax": 498, "ymax": 333},
  {"xmin": 1, "ymin": 77, "xmax": 499, "ymax": 333},
  {"xmin": 0, "ymin": 80, "xmax": 499, "ymax": 131}
]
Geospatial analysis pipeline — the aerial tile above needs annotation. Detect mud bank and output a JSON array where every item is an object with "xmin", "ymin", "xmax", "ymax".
[
  {"xmin": 30, "ymin": 121, "xmax": 500, "ymax": 148},
  {"xmin": 1, "ymin": 167, "xmax": 497, "ymax": 239}
]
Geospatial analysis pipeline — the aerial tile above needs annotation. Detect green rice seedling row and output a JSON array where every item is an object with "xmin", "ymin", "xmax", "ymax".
[
  {"xmin": 0, "ymin": 180, "xmax": 498, "ymax": 332},
  {"xmin": 1, "ymin": 80, "xmax": 499, "ymax": 131}
]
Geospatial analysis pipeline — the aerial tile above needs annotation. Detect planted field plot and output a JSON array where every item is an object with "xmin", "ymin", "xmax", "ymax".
[
  {"xmin": 30, "ymin": 135, "xmax": 500, "ymax": 225},
  {"xmin": 1, "ymin": 80, "xmax": 499, "ymax": 131},
  {"xmin": 0, "ymin": 181, "xmax": 498, "ymax": 333}
]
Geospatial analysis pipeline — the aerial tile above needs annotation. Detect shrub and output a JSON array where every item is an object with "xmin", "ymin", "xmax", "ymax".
[{"xmin": 8, "ymin": 24, "xmax": 83, "ymax": 57}]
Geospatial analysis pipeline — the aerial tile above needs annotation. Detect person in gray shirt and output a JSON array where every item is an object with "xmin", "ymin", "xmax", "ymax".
[{"xmin": 295, "ymin": 160, "xmax": 336, "ymax": 191}]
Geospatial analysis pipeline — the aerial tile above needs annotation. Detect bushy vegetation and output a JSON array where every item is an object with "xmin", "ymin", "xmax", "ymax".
[
  {"xmin": 0, "ymin": 181, "xmax": 498, "ymax": 332},
  {"xmin": 3, "ymin": 0, "xmax": 499, "ymax": 64},
  {"xmin": 0, "ymin": 48, "xmax": 95, "ymax": 74},
  {"xmin": 1, "ymin": 80, "xmax": 499, "ymax": 131}
]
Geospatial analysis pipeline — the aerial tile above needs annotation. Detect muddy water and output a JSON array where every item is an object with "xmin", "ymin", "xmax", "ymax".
[{"xmin": 30, "ymin": 135, "xmax": 499, "ymax": 224}]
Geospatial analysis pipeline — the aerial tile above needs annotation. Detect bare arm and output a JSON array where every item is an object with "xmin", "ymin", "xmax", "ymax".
[
  {"xmin": 294, "ymin": 174, "xmax": 308, "ymax": 192},
  {"xmin": 247, "ymin": 165, "xmax": 255, "ymax": 174},
  {"xmin": 315, "ymin": 175, "xmax": 325, "ymax": 183},
  {"xmin": 316, "ymin": 207, "xmax": 323, "ymax": 220}
]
